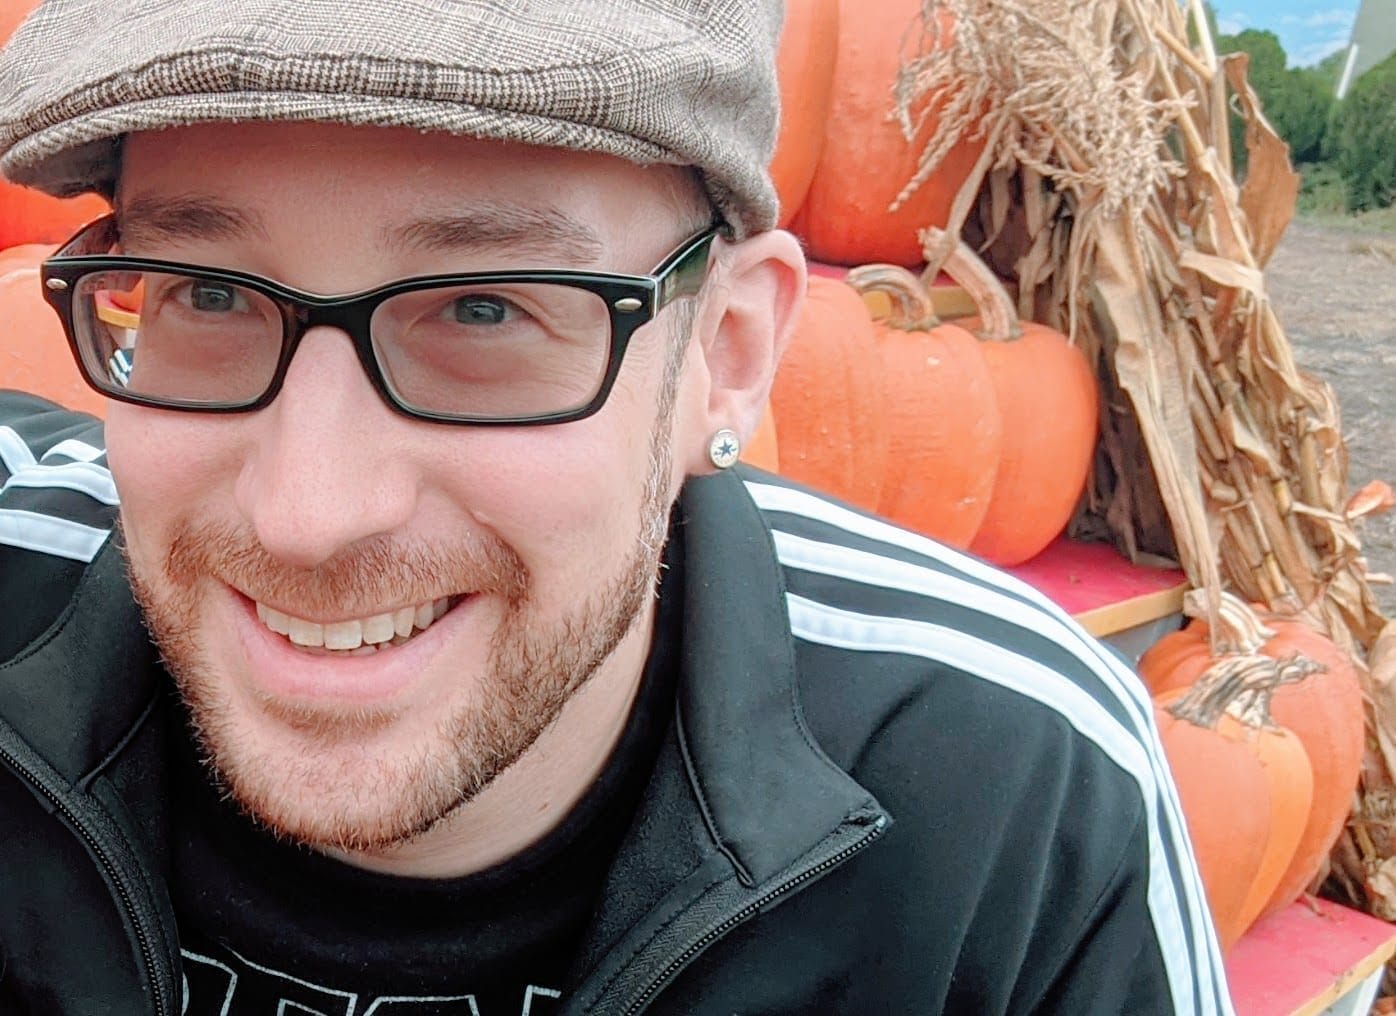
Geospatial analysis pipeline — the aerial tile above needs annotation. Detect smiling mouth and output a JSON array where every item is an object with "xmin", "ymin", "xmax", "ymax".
[{"xmin": 254, "ymin": 596, "xmax": 461, "ymax": 655}]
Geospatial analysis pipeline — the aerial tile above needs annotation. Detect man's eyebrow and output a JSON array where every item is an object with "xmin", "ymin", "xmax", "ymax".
[
  {"xmin": 386, "ymin": 204, "xmax": 605, "ymax": 265},
  {"xmin": 115, "ymin": 194, "xmax": 269, "ymax": 250}
]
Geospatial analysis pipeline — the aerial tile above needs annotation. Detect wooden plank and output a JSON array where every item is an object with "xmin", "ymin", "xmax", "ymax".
[
  {"xmin": 1074, "ymin": 585, "xmax": 1188, "ymax": 637},
  {"xmin": 1005, "ymin": 537, "xmax": 1187, "ymax": 634},
  {"xmin": 1225, "ymin": 897, "xmax": 1396, "ymax": 1015},
  {"xmin": 804, "ymin": 263, "xmax": 1011, "ymax": 321}
]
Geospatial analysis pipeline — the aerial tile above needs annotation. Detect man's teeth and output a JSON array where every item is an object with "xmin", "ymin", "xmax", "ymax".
[{"xmin": 255, "ymin": 597, "xmax": 452, "ymax": 651}]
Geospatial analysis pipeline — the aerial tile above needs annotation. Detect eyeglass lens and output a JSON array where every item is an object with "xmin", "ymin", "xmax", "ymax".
[{"xmin": 70, "ymin": 270, "xmax": 616, "ymax": 418}]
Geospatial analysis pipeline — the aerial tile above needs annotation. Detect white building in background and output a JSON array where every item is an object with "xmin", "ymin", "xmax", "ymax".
[{"xmin": 1336, "ymin": 0, "xmax": 1396, "ymax": 98}]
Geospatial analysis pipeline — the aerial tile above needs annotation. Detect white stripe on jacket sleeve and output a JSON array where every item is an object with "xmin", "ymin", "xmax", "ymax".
[
  {"xmin": 0, "ymin": 424, "xmax": 116, "ymax": 561},
  {"xmin": 0, "ymin": 509, "xmax": 111, "ymax": 562}
]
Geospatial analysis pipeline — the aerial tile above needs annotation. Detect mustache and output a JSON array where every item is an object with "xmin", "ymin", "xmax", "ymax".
[{"xmin": 148, "ymin": 517, "xmax": 529, "ymax": 614}]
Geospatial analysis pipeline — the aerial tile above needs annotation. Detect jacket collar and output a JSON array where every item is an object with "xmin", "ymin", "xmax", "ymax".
[
  {"xmin": 0, "ymin": 536, "xmax": 163, "ymax": 786},
  {"xmin": 672, "ymin": 468, "xmax": 879, "ymax": 884},
  {"xmin": 567, "ymin": 469, "xmax": 884, "ymax": 996}
]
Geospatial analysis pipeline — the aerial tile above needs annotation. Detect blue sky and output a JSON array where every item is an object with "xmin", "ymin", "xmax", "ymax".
[{"xmin": 1210, "ymin": 0, "xmax": 1359, "ymax": 67}]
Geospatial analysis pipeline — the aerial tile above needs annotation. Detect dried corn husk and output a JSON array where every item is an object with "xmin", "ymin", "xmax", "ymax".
[{"xmin": 895, "ymin": 0, "xmax": 1391, "ymax": 927}]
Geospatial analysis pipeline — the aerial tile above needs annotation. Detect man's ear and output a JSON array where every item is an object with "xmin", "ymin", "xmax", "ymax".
[{"xmin": 681, "ymin": 228, "xmax": 806, "ymax": 474}]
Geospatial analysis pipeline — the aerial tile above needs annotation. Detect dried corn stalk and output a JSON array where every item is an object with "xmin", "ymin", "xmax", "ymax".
[{"xmin": 897, "ymin": 0, "xmax": 1393, "ymax": 923}]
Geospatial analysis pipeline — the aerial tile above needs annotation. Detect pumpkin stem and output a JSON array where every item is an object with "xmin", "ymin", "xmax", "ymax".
[
  {"xmin": 1168, "ymin": 651, "xmax": 1325, "ymax": 731},
  {"xmin": 921, "ymin": 226, "xmax": 1022, "ymax": 343},
  {"xmin": 1228, "ymin": 653, "xmax": 1323, "ymax": 729},
  {"xmin": 845, "ymin": 264, "xmax": 941, "ymax": 331},
  {"xmin": 1167, "ymin": 655, "xmax": 1274, "ymax": 729},
  {"xmin": 1183, "ymin": 589, "xmax": 1276, "ymax": 657}
]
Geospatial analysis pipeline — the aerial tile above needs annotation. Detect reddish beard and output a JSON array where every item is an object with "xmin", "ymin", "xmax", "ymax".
[{"xmin": 125, "ymin": 468, "xmax": 670, "ymax": 854}]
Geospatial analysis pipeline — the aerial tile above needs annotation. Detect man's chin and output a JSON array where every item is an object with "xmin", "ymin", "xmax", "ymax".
[{"xmin": 189, "ymin": 700, "xmax": 468, "ymax": 853}]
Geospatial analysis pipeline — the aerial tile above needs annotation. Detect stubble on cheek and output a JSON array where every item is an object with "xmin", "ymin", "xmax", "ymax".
[
  {"xmin": 119, "ymin": 429, "xmax": 672, "ymax": 854},
  {"xmin": 121, "ymin": 511, "xmax": 535, "ymax": 847}
]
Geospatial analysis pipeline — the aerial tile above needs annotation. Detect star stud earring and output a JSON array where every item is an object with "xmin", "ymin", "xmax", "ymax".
[{"xmin": 708, "ymin": 428, "xmax": 741, "ymax": 469}]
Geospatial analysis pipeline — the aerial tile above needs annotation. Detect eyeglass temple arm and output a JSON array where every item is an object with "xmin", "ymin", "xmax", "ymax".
[
  {"xmin": 655, "ymin": 229, "xmax": 717, "ymax": 310},
  {"xmin": 52, "ymin": 213, "xmax": 120, "ymax": 258}
]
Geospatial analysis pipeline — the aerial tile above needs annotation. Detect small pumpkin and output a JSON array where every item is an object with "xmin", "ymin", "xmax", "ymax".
[
  {"xmin": 1154, "ymin": 666, "xmax": 1274, "ymax": 952},
  {"xmin": 1139, "ymin": 593, "xmax": 1364, "ymax": 919},
  {"xmin": 932, "ymin": 235, "xmax": 1099, "ymax": 567},
  {"xmin": 767, "ymin": 274, "xmax": 888, "ymax": 511},
  {"xmin": 1155, "ymin": 654, "xmax": 1314, "ymax": 952}
]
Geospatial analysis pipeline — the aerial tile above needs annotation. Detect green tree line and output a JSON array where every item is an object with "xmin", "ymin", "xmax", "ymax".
[{"xmin": 1217, "ymin": 27, "xmax": 1396, "ymax": 213}]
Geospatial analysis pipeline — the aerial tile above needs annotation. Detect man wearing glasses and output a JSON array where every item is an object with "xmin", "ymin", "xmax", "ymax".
[{"xmin": 0, "ymin": 1, "xmax": 1229, "ymax": 1013}]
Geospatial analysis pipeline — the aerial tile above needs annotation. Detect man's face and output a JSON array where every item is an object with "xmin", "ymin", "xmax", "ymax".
[{"xmin": 107, "ymin": 123, "xmax": 710, "ymax": 854}]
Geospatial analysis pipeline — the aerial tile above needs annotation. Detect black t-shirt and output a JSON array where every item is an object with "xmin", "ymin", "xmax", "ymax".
[{"xmin": 173, "ymin": 545, "xmax": 682, "ymax": 1016}]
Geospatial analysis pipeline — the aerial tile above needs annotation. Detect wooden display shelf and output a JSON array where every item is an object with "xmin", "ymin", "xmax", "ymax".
[
  {"xmin": 1005, "ymin": 536, "xmax": 1188, "ymax": 637},
  {"xmin": 1227, "ymin": 897, "xmax": 1396, "ymax": 1015}
]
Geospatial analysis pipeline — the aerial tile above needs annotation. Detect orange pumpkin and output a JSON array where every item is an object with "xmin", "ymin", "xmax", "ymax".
[
  {"xmin": 1139, "ymin": 607, "xmax": 1364, "ymax": 920},
  {"xmin": 1155, "ymin": 656, "xmax": 1314, "ymax": 952},
  {"xmin": 0, "ymin": 184, "xmax": 109, "ymax": 252},
  {"xmin": 740, "ymin": 403, "xmax": 780, "ymax": 473},
  {"xmin": 846, "ymin": 265, "xmax": 1000, "ymax": 547},
  {"xmin": 0, "ymin": 3, "xmax": 111, "ymax": 248},
  {"xmin": 0, "ymin": 244, "xmax": 108, "ymax": 416},
  {"xmin": 0, "ymin": 243, "xmax": 55, "ymax": 276},
  {"xmin": 769, "ymin": 0, "xmax": 840, "ymax": 228},
  {"xmin": 767, "ymin": 274, "xmax": 888, "ymax": 511},
  {"xmin": 795, "ymin": 1, "xmax": 985, "ymax": 266},
  {"xmin": 938, "ymin": 241, "xmax": 1099, "ymax": 566},
  {"xmin": 1155, "ymin": 685, "xmax": 1272, "ymax": 952}
]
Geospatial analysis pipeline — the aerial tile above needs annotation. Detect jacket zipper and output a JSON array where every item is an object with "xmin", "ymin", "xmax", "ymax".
[
  {"xmin": 618, "ymin": 812, "xmax": 889, "ymax": 1016},
  {"xmin": 0, "ymin": 740, "xmax": 175, "ymax": 1016}
]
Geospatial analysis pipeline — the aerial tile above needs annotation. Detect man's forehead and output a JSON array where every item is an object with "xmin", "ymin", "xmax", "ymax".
[
  {"xmin": 108, "ymin": 122, "xmax": 713, "ymax": 268},
  {"xmin": 115, "ymin": 190, "xmax": 608, "ymax": 266}
]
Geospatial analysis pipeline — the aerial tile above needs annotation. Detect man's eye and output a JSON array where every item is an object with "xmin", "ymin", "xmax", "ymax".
[
  {"xmin": 186, "ymin": 281, "xmax": 242, "ymax": 313},
  {"xmin": 450, "ymin": 295, "xmax": 517, "ymax": 325}
]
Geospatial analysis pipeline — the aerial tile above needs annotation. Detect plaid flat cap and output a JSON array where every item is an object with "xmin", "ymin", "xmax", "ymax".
[{"xmin": 0, "ymin": 0, "xmax": 782, "ymax": 238}]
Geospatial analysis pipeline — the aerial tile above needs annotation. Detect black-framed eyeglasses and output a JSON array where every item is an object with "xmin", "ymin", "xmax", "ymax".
[{"xmin": 40, "ymin": 215, "xmax": 716, "ymax": 425}]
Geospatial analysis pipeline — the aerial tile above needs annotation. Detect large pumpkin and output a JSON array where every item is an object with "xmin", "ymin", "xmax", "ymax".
[
  {"xmin": 937, "ymin": 240, "xmax": 1099, "ymax": 566},
  {"xmin": 769, "ymin": 0, "xmax": 840, "ymax": 228},
  {"xmin": 846, "ymin": 265, "xmax": 1000, "ymax": 547},
  {"xmin": 0, "ymin": 244, "xmax": 108, "ymax": 417},
  {"xmin": 793, "ymin": 1, "xmax": 985, "ymax": 266},
  {"xmin": 0, "ymin": 3, "xmax": 111, "ymax": 248},
  {"xmin": 1139, "ymin": 604, "xmax": 1364, "ymax": 919}
]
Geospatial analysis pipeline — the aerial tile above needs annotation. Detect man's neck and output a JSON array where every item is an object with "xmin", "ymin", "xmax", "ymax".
[{"xmin": 322, "ymin": 599, "xmax": 659, "ymax": 879}]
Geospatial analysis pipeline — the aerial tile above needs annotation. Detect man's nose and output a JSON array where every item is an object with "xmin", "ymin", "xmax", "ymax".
[{"xmin": 233, "ymin": 326, "xmax": 421, "ymax": 568}]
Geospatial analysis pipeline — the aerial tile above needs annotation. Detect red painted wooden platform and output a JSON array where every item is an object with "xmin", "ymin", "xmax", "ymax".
[
  {"xmin": 1227, "ymin": 897, "xmax": 1396, "ymax": 1015},
  {"xmin": 1006, "ymin": 536, "xmax": 1188, "ymax": 636}
]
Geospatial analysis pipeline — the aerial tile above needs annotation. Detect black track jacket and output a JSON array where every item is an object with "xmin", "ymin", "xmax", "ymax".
[{"xmin": 0, "ymin": 390, "xmax": 1233, "ymax": 1014}]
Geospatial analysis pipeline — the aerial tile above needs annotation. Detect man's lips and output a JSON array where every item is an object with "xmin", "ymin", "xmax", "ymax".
[{"xmin": 227, "ymin": 587, "xmax": 475, "ymax": 705}]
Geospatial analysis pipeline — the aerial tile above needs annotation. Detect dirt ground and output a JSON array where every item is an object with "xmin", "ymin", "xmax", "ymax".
[{"xmin": 1265, "ymin": 218, "xmax": 1396, "ymax": 616}]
